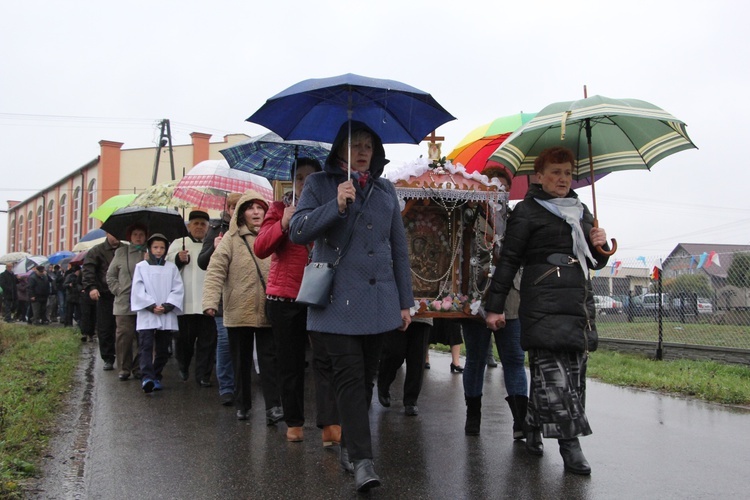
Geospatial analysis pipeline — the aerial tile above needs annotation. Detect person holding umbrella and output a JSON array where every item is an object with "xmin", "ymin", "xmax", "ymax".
[
  {"xmin": 254, "ymin": 157, "xmax": 342, "ymax": 446},
  {"xmin": 1, "ymin": 263, "xmax": 17, "ymax": 322},
  {"xmin": 289, "ymin": 121, "xmax": 413, "ymax": 492},
  {"xmin": 485, "ymin": 146, "xmax": 610, "ymax": 475}
]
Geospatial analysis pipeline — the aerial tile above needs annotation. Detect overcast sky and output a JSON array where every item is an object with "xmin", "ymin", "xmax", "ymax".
[{"xmin": 2, "ymin": 0, "xmax": 748, "ymax": 263}]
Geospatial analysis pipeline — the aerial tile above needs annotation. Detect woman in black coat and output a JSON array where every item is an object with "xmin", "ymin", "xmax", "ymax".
[{"xmin": 485, "ymin": 146, "xmax": 610, "ymax": 476}]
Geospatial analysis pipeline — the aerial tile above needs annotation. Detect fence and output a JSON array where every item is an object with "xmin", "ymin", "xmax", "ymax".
[{"xmin": 590, "ymin": 252, "xmax": 750, "ymax": 363}]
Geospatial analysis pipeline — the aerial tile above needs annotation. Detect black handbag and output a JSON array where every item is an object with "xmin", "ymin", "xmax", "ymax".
[{"xmin": 296, "ymin": 184, "xmax": 374, "ymax": 308}]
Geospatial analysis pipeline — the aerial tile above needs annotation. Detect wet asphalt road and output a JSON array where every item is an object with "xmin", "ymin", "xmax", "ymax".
[{"xmin": 31, "ymin": 341, "xmax": 750, "ymax": 499}]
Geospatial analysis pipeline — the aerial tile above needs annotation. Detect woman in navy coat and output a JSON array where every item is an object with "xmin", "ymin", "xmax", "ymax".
[{"xmin": 289, "ymin": 121, "xmax": 413, "ymax": 492}]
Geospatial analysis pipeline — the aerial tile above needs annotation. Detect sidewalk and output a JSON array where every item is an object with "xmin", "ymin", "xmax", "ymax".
[{"xmin": 31, "ymin": 344, "xmax": 750, "ymax": 499}]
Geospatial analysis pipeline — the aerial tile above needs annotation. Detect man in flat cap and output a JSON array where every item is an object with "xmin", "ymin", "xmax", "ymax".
[{"xmin": 168, "ymin": 209, "xmax": 216, "ymax": 387}]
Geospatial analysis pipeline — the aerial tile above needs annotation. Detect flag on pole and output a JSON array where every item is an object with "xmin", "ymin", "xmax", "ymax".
[
  {"xmin": 651, "ymin": 266, "xmax": 660, "ymax": 280},
  {"xmin": 709, "ymin": 251, "xmax": 721, "ymax": 267},
  {"xmin": 697, "ymin": 252, "xmax": 708, "ymax": 269}
]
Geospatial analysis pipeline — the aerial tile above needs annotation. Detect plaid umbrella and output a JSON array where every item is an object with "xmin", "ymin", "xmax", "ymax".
[
  {"xmin": 173, "ymin": 159, "xmax": 274, "ymax": 209},
  {"xmin": 221, "ymin": 132, "xmax": 330, "ymax": 181}
]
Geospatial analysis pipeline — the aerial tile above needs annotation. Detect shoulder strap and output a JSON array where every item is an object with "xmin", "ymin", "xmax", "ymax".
[{"xmin": 242, "ymin": 235, "xmax": 266, "ymax": 291}]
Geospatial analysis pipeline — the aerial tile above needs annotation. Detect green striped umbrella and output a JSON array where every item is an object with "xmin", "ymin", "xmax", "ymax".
[
  {"xmin": 489, "ymin": 95, "xmax": 696, "ymax": 178},
  {"xmin": 489, "ymin": 95, "xmax": 697, "ymax": 255}
]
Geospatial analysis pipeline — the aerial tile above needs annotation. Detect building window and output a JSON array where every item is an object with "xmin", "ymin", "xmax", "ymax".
[
  {"xmin": 87, "ymin": 179, "xmax": 97, "ymax": 232},
  {"xmin": 59, "ymin": 194, "xmax": 67, "ymax": 247},
  {"xmin": 18, "ymin": 215, "xmax": 24, "ymax": 252},
  {"xmin": 11, "ymin": 215, "xmax": 17, "ymax": 252},
  {"xmin": 47, "ymin": 200, "xmax": 55, "ymax": 255},
  {"xmin": 36, "ymin": 206, "xmax": 43, "ymax": 254},
  {"xmin": 72, "ymin": 187, "xmax": 81, "ymax": 245},
  {"xmin": 26, "ymin": 210, "xmax": 33, "ymax": 253}
]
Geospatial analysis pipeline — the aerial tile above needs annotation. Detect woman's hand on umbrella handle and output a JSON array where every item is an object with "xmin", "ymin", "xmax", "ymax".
[
  {"xmin": 591, "ymin": 226, "xmax": 617, "ymax": 256},
  {"xmin": 337, "ymin": 181, "xmax": 355, "ymax": 212}
]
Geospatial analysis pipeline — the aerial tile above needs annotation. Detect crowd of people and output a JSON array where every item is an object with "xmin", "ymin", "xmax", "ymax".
[{"xmin": 0, "ymin": 137, "xmax": 609, "ymax": 491}]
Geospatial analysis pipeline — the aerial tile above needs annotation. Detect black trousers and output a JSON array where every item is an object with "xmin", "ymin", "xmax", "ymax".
[
  {"xmin": 31, "ymin": 298, "xmax": 49, "ymax": 324},
  {"xmin": 175, "ymin": 314, "xmax": 217, "ymax": 382},
  {"xmin": 318, "ymin": 332, "xmax": 384, "ymax": 462},
  {"xmin": 79, "ymin": 296, "xmax": 97, "ymax": 338},
  {"xmin": 96, "ymin": 294, "xmax": 116, "ymax": 363},
  {"xmin": 227, "ymin": 327, "xmax": 280, "ymax": 412},
  {"xmin": 3, "ymin": 297, "xmax": 14, "ymax": 321},
  {"xmin": 64, "ymin": 301, "xmax": 81, "ymax": 327},
  {"xmin": 378, "ymin": 322, "xmax": 431, "ymax": 406}
]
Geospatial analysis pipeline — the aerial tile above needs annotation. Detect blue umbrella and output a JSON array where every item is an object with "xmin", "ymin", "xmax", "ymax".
[
  {"xmin": 79, "ymin": 228, "xmax": 107, "ymax": 242},
  {"xmin": 221, "ymin": 132, "xmax": 330, "ymax": 181},
  {"xmin": 247, "ymin": 73, "xmax": 456, "ymax": 145},
  {"xmin": 48, "ymin": 250, "xmax": 75, "ymax": 264}
]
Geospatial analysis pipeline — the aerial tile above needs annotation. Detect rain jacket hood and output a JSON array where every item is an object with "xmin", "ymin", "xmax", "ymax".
[
  {"xmin": 324, "ymin": 120, "xmax": 389, "ymax": 179},
  {"xmin": 228, "ymin": 189, "xmax": 270, "ymax": 237}
]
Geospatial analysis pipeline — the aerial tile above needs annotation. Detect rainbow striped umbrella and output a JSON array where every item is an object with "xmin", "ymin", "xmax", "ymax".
[{"xmin": 447, "ymin": 113, "xmax": 536, "ymax": 172}]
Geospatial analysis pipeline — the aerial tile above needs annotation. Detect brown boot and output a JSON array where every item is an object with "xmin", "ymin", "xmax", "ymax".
[
  {"xmin": 322, "ymin": 424, "xmax": 341, "ymax": 447},
  {"xmin": 286, "ymin": 426, "xmax": 304, "ymax": 442}
]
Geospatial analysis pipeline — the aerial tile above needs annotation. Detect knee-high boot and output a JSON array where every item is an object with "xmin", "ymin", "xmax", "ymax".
[
  {"xmin": 505, "ymin": 395, "xmax": 528, "ymax": 440},
  {"xmin": 464, "ymin": 396, "xmax": 482, "ymax": 435}
]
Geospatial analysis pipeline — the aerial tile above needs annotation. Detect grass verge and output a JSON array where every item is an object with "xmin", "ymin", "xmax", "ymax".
[
  {"xmin": 432, "ymin": 344, "xmax": 750, "ymax": 406},
  {"xmin": 0, "ymin": 323, "xmax": 79, "ymax": 499}
]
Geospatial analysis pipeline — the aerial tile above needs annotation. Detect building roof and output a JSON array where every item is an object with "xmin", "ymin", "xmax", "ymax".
[{"xmin": 663, "ymin": 243, "xmax": 750, "ymax": 279}]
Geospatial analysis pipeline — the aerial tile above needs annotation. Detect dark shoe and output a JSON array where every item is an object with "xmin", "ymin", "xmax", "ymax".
[
  {"xmin": 236, "ymin": 410, "xmax": 249, "ymax": 421},
  {"xmin": 464, "ymin": 396, "xmax": 482, "ymax": 435},
  {"xmin": 142, "ymin": 379, "xmax": 154, "ymax": 394},
  {"xmin": 559, "ymin": 438, "xmax": 591, "ymax": 475},
  {"xmin": 103, "ymin": 361, "xmax": 114, "ymax": 371},
  {"xmin": 487, "ymin": 352, "xmax": 498, "ymax": 367},
  {"xmin": 377, "ymin": 386, "xmax": 391, "ymax": 407},
  {"xmin": 424, "ymin": 362, "xmax": 431, "ymax": 369},
  {"xmin": 266, "ymin": 406, "xmax": 284, "ymax": 426},
  {"xmin": 404, "ymin": 405, "xmax": 419, "ymax": 416},
  {"xmin": 340, "ymin": 446, "xmax": 354, "ymax": 474},
  {"xmin": 80, "ymin": 335, "xmax": 88, "ymax": 342},
  {"xmin": 118, "ymin": 373, "xmax": 129, "ymax": 381},
  {"xmin": 505, "ymin": 395, "xmax": 529, "ymax": 440},
  {"xmin": 353, "ymin": 459, "xmax": 381, "ymax": 492},
  {"xmin": 450, "ymin": 363, "xmax": 464, "ymax": 373},
  {"xmin": 178, "ymin": 369, "xmax": 189, "ymax": 381},
  {"xmin": 526, "ymin": 427, "xmax": 544, "ymax": 456},
  {"xmin": 220, "ymin": 393, "xmax": 234, "ymax": 406},
  {"xmin": 198, "ymin": 378, "xmax": 212, "ymax": 388},
  {"xmin": 153, "ymin": 380, "xmax": 163, "ymax": 391}
]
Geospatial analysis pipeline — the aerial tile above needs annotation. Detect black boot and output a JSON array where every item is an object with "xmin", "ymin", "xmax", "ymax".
[
  {"xmin": 559, "ymin": 438, "xmax": 591, "ymax": 475},
  {"xmin": 353, "ymin": 459, "xmax": 381, "ymax": 492},
  {"xmin": 525, "ymin": 426, "xmax": 544, "ymax": 455},
  {"xmin": 339, "ymin": 446, "xmax": 354, "ymax": 475},
  {"xmin": 505, "ymin": 395, "xmax": 528, "ymax": 440},
  {"xmin": 464, "ymin": 396, "xmax": 482, "ymax": 435}
]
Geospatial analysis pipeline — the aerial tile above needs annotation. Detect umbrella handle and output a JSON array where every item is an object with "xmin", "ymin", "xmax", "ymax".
[{"xmin": 593, "ymin": 218, "xmax": 617, "ymax": 256}]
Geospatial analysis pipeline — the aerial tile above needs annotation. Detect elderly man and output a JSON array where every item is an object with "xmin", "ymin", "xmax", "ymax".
[
  {"xmin": 169, "ymin": 210, "xmax": 216, "ymax": 387},
  {"xmin": 1, "ymin": 262, "xmax": 17, "ymax": 322},
  {"xmin": 28, "ymin": 265, "xmax": 51, "ymax": 325},
  {"xmin": 83, "ymin": 232, "xmax": 120, "ymax": 370},
  {"xmin": 107, "ymin": 223, "xmax": 148, "ymax": 381}
]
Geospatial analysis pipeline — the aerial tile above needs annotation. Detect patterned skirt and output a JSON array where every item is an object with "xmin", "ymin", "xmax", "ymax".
[{"xmin": 525, "ymin": 348, "xmax": 592, "ymax": 439}]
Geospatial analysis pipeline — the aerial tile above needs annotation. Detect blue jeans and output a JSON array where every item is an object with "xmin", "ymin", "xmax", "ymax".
[
  {"xmin": 462, "ymin": 319, "xmax": 527, "ymax": 398},
  {"xmin": 215, "ymin": 316, "xmax": 234, "ymax": 396}
]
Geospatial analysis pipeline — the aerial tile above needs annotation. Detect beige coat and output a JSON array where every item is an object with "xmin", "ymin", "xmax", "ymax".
[
  {"xmin": 106, "ymin": 243, "xmax": 146, "ymax": 316},
  {"xmin": 202, "ymin": 190, "xmax": 270, "ymax": 328}
]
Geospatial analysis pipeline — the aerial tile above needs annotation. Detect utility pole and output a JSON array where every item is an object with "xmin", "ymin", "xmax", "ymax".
[{"xmin": 151, "ymin": 119, "xmax": 176, "ymax": 186}]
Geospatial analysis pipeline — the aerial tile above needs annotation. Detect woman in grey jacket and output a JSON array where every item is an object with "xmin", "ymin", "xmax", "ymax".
[{"xmin": 289, "ymin": 121, "xmax": 413, "ymax": 492}]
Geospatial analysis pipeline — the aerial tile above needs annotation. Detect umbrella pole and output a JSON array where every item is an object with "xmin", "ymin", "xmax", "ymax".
[
  {"xmin": 182, "ymin": 167, "xmax": 186, "ymax": 251},
  {"xmin": 292, "ymin": 146, "xmax": 299, "ymax": 206},
  {"xmin": 585, "ymin": 118, "xmax": 617, "ymax": 256}
]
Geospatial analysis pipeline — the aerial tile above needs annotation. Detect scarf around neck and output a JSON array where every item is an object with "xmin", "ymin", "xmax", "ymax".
[{"xmin": 535, "ymin": 197, "xmax": 596, "ymax": 277}]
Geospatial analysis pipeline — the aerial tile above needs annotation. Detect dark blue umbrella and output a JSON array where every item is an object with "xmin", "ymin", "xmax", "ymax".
[
  {"xmin": 246, "ymin": 73, "xmax": 456, "ymax": 145},
  {"xmin": 48, "ymin": 250, "xmax": 75, "ymax": 264},
  {"xmin": 79, "ymin": 228, "xmax": 107, "ymax": 242},
  {"xmin": 220, "ymin": 132, "xmax": 330, "ymax": 181}
]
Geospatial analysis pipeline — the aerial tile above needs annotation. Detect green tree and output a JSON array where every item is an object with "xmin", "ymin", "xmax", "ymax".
[
  {"xmin": 664, "ymin": 273, "xmax": 712, "ymax": 297},
  {"xmin": 727, "ymin": 252, "xmax": 750, "ymax": 289}
]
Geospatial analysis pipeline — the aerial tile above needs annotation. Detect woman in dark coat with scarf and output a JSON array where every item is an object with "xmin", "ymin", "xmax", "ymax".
[
  {"xmin": 289, "ymin": 121, "xmax": 413, "ymax": 492},
  {"xmin": 485, "ymin": 146, "xmax": 610, "ymax": 475}
]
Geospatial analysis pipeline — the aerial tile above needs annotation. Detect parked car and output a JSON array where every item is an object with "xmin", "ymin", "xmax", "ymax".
[
  {"xmin": 697, "ymin": 298, "xmax": 714, "ymax": 315},
  {"xmin": 594, "ymin": 295, "xmax": 623, "ymax": 315}
]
